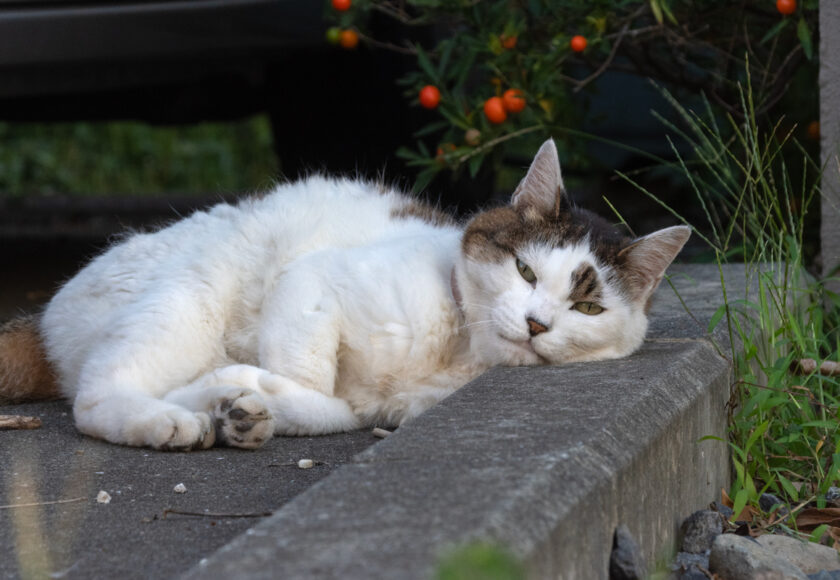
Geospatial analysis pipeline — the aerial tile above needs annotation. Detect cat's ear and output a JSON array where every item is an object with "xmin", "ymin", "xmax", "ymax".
[
  {"xmin": 619, "ymin": 225, "xmax": 691, "ymax": 303},
  {"xmin": 511, "ymin": 139, "xmax": 567, "ymax": 217}
]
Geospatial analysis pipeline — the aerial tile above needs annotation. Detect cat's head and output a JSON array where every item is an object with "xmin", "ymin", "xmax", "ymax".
[{"xmin": 456, "ymin": 138, "xmax": 690, "ymax": 366}]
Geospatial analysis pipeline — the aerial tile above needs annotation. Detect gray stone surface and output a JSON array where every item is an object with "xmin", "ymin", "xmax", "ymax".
[
  {"xmin": 755, "ymin": 535, "xmax": 840, "ymax": 574},
  {"xmin": 0, "ymin": 402, "xmax": 377, "ymax": 579},
  {"xmin": 821, "ymin": 0, "xmax": 840, "ymax": 292},
  {"xmin": 710, "ymin": 534, "xmax": 808, "ymax": 580},
  {"xmin": 182, "ymin": 264, "xmax": 735, "ymax": 579}
]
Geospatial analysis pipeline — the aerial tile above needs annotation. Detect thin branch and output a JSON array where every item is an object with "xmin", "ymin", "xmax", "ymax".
[
  {"xmin": 162, "ymin": 508, "xmax": 272, "ymax": 519},
  {"xmin": 572, "ymin": 19, "xmax": 636, "ymax": 93},
  {"xmin": 456, "ymin": 125, "xmax": 542, "ymax": 166},
  {"xmin": 356, "ymin": 32, "xmax": 418, "ymax": 55}
]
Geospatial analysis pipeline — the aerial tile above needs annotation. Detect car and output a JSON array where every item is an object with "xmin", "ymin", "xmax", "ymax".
[{"xmin": 0, "ymin": 0, "xmax": 420, "ymax": 179}]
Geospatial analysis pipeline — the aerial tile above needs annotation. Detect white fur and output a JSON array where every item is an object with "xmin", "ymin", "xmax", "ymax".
[{"xmin": 39, "ymin": 142, "xmax": 684, "ymax": 450}]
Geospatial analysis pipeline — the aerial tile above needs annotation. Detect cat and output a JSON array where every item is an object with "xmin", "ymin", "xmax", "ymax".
[{"xmin": 0, "ymin": 139, "xmax": 689, "ymax": 450}]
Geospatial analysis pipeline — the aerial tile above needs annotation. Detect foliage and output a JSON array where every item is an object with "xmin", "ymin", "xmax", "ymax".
[
  {"xmin": 0, "ymin": 116, "xmax": 278, "ymax": 198},
  {"xmin": 628, "ymin": 77, "xmax": 840, "ymax": 532},
  {"xmin": 328, "ymin": 0, "xmax": 818, "ymax": 191},
  {"xmin": 435, "ymin": 543, "xmax": 525, "ymax": 580}
]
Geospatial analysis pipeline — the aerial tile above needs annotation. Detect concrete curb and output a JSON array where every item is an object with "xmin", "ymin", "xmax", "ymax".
[{"xmin": 181, "ymin": 264, "xmax": 740, "ymax": 579}]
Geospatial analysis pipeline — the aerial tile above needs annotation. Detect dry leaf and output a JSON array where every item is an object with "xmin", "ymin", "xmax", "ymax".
[
  {"xmin": 0, "ymin": 415, "xmax": 42, "ymax": 430},
  {"xmin": 795, "ymin": 507, "xmax": 840, "ymax": 532}
]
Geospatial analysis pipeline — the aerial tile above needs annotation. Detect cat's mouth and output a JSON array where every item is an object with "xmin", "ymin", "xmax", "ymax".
[{"xmin": 499, "ymin": 335, "xmax": 549, "ymax": 364}]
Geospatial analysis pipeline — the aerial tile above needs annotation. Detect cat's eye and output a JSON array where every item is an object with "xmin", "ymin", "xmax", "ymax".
[
  {"xmin": 516, "ymin": 258, "xmax": 537, "ymax": 284},
  {"xmin": 573, "ymin": 302, "xmax": 604, "ymax": 315}
]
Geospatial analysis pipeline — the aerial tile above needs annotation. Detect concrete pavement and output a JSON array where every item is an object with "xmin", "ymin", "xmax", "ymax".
[{"xmin": 2, "ymin": 253, "xmax": 739, "ymax": 579}]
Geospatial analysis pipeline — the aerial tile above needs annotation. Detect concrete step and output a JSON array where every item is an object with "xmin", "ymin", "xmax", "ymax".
[{"xmin": 182, "ymin": 263, "xmax": 741, "ymax": 579}]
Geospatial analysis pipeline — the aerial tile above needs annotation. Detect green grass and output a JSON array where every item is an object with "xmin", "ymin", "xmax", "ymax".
[
  {"xmin": 0, "ymin": 115, "xmax": 278, "ymax": 198},
  {"xmin": 626, "ymin": 78, "xmax": 840, "ymax": 534}
]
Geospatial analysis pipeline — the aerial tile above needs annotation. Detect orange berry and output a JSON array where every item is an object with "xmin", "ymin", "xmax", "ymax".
[
  {"xmin": 483, "ymin": 97, "xmax": 507, "ymax": 124},
  {"xmin": 570, "ymin": 35, "xmax": 587, "ymax": 52},
  {"xmin": 419, "ymin": 85, "xmax": 441, "ymax": 109},
  {"xmin": 339, "ymin": 29, "xmax": 359, "ymax": 49},
  {"xmin": 332, "ymin": 0, "xmax": 351, "ymax": 11},
  {"xmin": 501, "ymin": 34, "xmax": 517, "ymax": 50},
  {"xmin": 807, "ymin": 120, "xmax": 820, "ymax": 140},
  {"xmin": 502, "ymin": 89, "xmax": 526, "ymax": 113},
  {"xmin": 776, "ymin": 0, "xmax": 796, "ymax": 15}
]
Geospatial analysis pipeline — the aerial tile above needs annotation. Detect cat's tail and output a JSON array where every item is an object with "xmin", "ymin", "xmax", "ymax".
[{"xmin": 0, "ymin": 315, "xmax": 61, "ymax": 404}]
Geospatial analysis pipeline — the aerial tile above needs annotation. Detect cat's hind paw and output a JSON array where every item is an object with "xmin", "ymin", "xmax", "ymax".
[{"xmin": 212, "ymin": 389, "xmax": 275, "ymax": 450}]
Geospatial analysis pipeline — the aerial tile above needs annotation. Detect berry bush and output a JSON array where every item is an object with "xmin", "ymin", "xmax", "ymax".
[{"xmin": 327, "ymin": 0, "xmax": 817, "ymax": 191}]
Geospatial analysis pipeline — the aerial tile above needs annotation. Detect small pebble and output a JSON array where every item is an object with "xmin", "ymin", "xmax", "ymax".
[
  {"xmin": 297, "ymin": 459, "xmax": 314, "ymax": 469},
  {"xmin": 96, "ymin": 491, "xmax": 111, "ymax": 504},
  {"xmin": 173, "ymin": 483, "xmax": 187, "ymax": 494},
  {"xmin": 372, "ymin": 427, "xmax": 392, "ymax": 438}
]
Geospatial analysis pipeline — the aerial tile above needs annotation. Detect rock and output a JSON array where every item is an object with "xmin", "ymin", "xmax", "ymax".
[
  {"xmin": 609, "ymin": 525, "xmax": 646, "ymax": 580},
  {"xmin": 681, "ymin": 510, "xmax": 724, "ymax": 553},
  {"xmin": 671, "ymin": 552, "xmax": 711, "ymax": 580},
  {"xmin": 826, "ymin": 487, "xmax": 840, "ymax": 507},
  {"xmin": 710, "ymin": 501, "xmax": 734, "ymax": 520},
  {"xmin": 759, "ymin": 493, "xmax": 789, "ymax": 517},
  {"xmin": 676, "ymin": 566, "xmax": 711, "ymax": 580},
  {"xmin": 672, "ymin": 551, "xmax": 709, "ymax": 571},
  {"xmin": 810, "ymin": 571, "xmax": 840, "ymax": 580},
  {"xmin": 755, "ymin": 535, "xmax": 840, "ymax": 574},
  {"xmin": 709, "ymin": 534, "xmax": 808, "ymax": 580}
]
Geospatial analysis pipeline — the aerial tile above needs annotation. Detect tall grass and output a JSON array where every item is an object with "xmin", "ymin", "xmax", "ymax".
[{"xmin": 622, "ymin": 78, "xmax": 840, "ymax": 524}]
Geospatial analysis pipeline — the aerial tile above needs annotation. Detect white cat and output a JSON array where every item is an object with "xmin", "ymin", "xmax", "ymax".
[{"xmin": 0, "ymin": 139, "xmax": 689, "ymax": 450}]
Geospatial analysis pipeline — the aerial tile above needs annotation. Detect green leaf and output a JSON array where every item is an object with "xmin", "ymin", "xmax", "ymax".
[
  {"xmin": 761, "ymin": 19, "xmax": 789, "ymax": 45},
  {"xmin": 412, "ymin": 167, "xmax": 438, "ymax": 194},
  {"xmin": 468, "ymin": 154, "xmax": 483, "ymax": 178},
  {"xmin": 660, "ymin": 0, "xmax": 678, "ymax": 25},
  {"xmin": 797, "ymin": 17, "xmax": 813, "ymax": 60},
  {"xmin": 776, "ymin": 473, "xmax": 799, "ymax": 502},
  {"xmin": 707, "ymin": 304, "xmax": 728, "ymax": 333},
  {"xmin": 413, "ymin": 121, "xmax": 451, "ymax": 139},
  {"xmin": 731, "ymin": 488, "xmax": 749, "ymax": 522},
  {"xmin": 395, "ymin": 147, "xmax": 424, "ymax": 161},
  {"xmin": 649, "ymin": 0, "xmax": 663, "ymax": 24},
  {"xmin": 415, "ymin": 44, "xmax": 441, "ymax": 85},
  {"xmin": 745, "ymin": 420, "xmax": 770, "ymax": 454},
  {"xmin": 809, "ymin": 524, "xmax": 830, "ymax": 544},
  {"xmin": 698, "ymin": 435, "xmax": 726, "ymax": 443}
]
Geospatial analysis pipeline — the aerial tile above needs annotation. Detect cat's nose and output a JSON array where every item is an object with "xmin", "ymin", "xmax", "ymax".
[{"xmin": 527, "ymin": 317, "xmax": 549, "ymax": 336}]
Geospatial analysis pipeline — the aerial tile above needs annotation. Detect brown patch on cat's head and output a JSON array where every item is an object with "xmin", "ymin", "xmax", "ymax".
[
  {"xmin": 569, "ymin": 262, "xmax": 603, "ymax": 303},
  {"xmin": 462, "ymin": 197, "xmax": 631, "ymax": 267}
]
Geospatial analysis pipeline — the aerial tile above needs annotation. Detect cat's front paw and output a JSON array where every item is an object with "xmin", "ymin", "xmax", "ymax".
[
  {"xmin": 212, "ymin": 389, "xmax": 275, "ymax": 449},
  {"xmin": 153, "ymin": 410, "xmax": 216, "ymax": 451}
]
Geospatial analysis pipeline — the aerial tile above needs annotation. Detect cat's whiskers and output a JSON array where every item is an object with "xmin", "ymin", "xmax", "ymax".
[{"xmin": 459, "ymin": 319, "xmax": 498, "ymax": 330}]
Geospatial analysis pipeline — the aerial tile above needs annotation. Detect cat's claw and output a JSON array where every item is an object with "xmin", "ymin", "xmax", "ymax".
[{"xmin": 212, "ymin": 389, "xmax": 275, "ymax": 449}]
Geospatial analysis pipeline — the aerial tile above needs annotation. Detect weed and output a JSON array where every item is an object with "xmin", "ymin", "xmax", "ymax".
[{"xmin": 624, "ymin": 76, "xmax": 840, "ymax": 524}]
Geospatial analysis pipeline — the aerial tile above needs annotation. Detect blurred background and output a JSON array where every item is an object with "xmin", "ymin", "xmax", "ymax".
[{"xmin": 0, "ymin": 0, "xmax": 820, "ymax": 318}]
